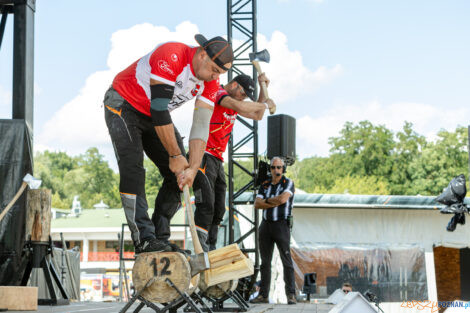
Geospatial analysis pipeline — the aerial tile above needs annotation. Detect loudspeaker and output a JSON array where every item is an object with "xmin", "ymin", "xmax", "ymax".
[{"xmin": 267, "ymin": 114, "xmax": 296, "ymax": 165}]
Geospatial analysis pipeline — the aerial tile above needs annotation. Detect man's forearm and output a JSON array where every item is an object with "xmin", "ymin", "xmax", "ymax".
[
  {"xmin": 188, "ymin": 139, "xmax": 206, "ymax": 170},
  {"xmin": 254, "ymin": 198, "xmax": 278, "ymax": 209},
  {"xmin": 154, "ymin": 124, "xmax": 181, "ymax": 156}
]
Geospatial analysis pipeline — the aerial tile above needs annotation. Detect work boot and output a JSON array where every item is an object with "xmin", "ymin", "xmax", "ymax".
[
  {"xmin": 250, "ymin": 294, "xmax": 268, "ymax": 304},
  {"xmin": 167, "ymin": 242, "xmax": 191, "ymax": 256},
  {"xmin": 287, "ymin": 294, "xmax": 297, "ymax": 305},
  {"xmin": 135, "ymin": 238, "xmax": 171, "ymax": 254}
]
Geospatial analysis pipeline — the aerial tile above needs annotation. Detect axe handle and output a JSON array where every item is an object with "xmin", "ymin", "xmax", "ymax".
[
  {"xmin": 251, "ymin": 61, "xmax": 275, "ymax": 115},
  {"xmin": 0, "ymin": 181, "xmax": 27, "ymax": 222},
  {"xmin": 183, "ymin": 185, "xmax": 204, "ymax": 254}
]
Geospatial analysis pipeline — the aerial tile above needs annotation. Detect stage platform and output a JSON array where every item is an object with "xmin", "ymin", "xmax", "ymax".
[{"xmin": 7, "ymin": 301, "xmax": 335, "ymax": 313}]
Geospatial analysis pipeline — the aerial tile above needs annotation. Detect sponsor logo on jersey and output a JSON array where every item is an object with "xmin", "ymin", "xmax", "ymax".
[
  {"xmin": 158, "ymin": 60, "xmax": 175, "ymax": 75},
  {"xmin": 223, "ymin": 112, "xmax": 237, "ymax": 123},
  {"xmin": 191, "ymin": 84, "xmax": 201, "ymax": 97},
  {"xmin": 175, "ymin": 81, "xmax": 183, "ymax": 89},
  {"xmin": 189, "ymin": 77, "xmax": 198, "ymax": 83},
  {"xmin": 171, "ymin": 54, "xmax": 178, "ymax": 62}
]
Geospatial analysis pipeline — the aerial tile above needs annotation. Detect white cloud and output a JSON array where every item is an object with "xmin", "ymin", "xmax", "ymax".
[
  {"xmin": 37, "ymin": 22, "xmax": 340, "ymax": 170},
  {"xmin": 296, "ymin": 100, "xmax": 470, "ymax": 158},
  {"xmin": 37, "ymin": 22, "xmax": 201, "ymax": 169},
  {"xmin": 234, "ymin": 31, "xmax": 343, "ymax": 104}
]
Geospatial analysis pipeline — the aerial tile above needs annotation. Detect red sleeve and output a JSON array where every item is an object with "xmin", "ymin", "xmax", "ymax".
[
  {"xmin": 148, "ymin": 42, "xmax": 187, "ymax": 86},
  {"xmin": 198, "ymin": 78, "xmax": 220, "ymax": 105}
]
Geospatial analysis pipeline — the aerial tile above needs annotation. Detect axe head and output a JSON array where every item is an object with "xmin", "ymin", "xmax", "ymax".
[
  {"xmin": 23, "ymin": 173, "xmax": 42, "ymax": 189},
  {"xmin": 249, "ymin": 49, "xmax": 270, "ymax": 63},
  {"xmin": 188, "ymin": 252, "xmax": 210, "ymax": 277}
]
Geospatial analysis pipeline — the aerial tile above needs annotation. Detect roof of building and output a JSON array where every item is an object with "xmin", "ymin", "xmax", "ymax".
[
  {"xmin": 234, "ymin": 192, "xmax": 462, "ymax": 210},
  {"xmin": 51, "ymin": 206, "xmax": 185, "ymax": 228}
]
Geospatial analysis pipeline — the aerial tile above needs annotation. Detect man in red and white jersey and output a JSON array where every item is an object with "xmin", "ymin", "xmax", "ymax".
[
  {"xmin": 104, "ymin": 34, "xmax": 233, "ymax": 254},
  {"xmin": 192, "ymin": 73, "xmax": 276, "ymax": 251}
]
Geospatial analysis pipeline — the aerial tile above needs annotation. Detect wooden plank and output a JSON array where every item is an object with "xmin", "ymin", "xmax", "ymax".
[
  {"xmin": 207, "ymin": 243, "xmax": 245, "ymax": 269},
  {"xmin": 25, "ymin": 189, "xmax": 51, "ymax": 241},
  {"xmin": 205, "ymin": 257, "xmax": 254, "ymax": 287},
  {"xmin": 0, "ymin": 286, "xmax": 38, "ymax": 311}
]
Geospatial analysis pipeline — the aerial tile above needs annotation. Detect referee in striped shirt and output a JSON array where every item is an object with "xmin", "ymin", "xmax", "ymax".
[{"xmin": 251, "ymin": 157, "xmax": 296, "ymax": 305}]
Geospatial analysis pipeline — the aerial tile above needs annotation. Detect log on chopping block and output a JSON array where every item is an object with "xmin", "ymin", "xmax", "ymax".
[
  {"xmin": 133, "ymin": 251, "xmax": 191, "ymax": 303},
  {"xmin": 202, "ymin": 279, "xmax": 238, "ymax": 299},
  {"xmin": 204, "ymin": 257, "xmax": 253, "ymax": 288},
  {"xmin": 187, "ymin": 273, "xmax": 200, "ymax": 296},
  {"xmin": 25, "ymin": 189, "xmax": 52, "ymax": 242}
]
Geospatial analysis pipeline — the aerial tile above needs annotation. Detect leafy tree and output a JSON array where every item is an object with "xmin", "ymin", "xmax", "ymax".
[
  {"xmin": 144, "ymin": 157, "xmax": 164, "ymax": 208},
  {"xmin": 313, "ymin": 175, "xmax": 390, "ymax": 195},
  {"xmin": 408, "ymin": 126, "xmax": 468, "ymax": 195}
]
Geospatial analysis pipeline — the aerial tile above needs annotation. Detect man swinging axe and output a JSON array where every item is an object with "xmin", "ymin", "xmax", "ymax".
[{"xmin": 192, "ymin": 49, "xmax": 276, "ymax": 251}]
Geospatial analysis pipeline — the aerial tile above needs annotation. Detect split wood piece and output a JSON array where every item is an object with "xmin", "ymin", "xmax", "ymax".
[
  {"xmin": 25, "ymin": 189, "xmax": 52, "ymax": 242},
  {"xmin": 133, "ymin": 252, "xmax": 191, "ymax": 303},
  {"xmin": 187, "ymin": 273, "xmax": 200, "ymax": 296},
  {"xmin": 0, "ymin": 286, "xmax": 38, "ymax": 311},
  {"xmin": 202, "ymin": 280, "xmax": 238, "ymax": 299},
  {"xmin": 205, "ymin": 257, "xmax": 254, "ymax": 288},
  {"xmin": 207, "ymin": 243, "xmax": 245, "ymax": 269}
]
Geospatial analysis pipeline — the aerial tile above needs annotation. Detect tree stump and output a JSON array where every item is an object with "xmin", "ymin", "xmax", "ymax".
[
  {"xmin": 25, "ymin": 189, "xmax": 51, "ymax": 242},
  {"xmin": 202, "ymin": 280, "xmax": 238, "ymax": 299},
  {"xmin": 132, "ymin": 252, "xmax": 191, "ymax": 303}
]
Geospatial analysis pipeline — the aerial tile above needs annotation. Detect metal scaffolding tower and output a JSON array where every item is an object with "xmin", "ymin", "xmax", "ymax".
[{"xmin": 227, "ymin": 0, "xmax": 260, "ymax": 287}]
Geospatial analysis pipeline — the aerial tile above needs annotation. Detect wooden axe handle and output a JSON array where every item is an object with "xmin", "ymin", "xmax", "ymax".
[
  {"xmin": 0, "ymin": 181, "xmax": 27, "ymax": 222},
  {"xmin": 183, "ymin": 185, "xmax": 204, "ymax": 254},
  {"xmin": 251, "ymin": 61, "xmax": 276, "ymax": 115}
]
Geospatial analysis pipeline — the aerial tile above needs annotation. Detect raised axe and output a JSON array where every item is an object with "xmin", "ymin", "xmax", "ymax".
[
  {"xmin": 0, "ymin": 174, "xmax": 42, "ymax": 222},
  {"xmin": 249, "ymin": 49, "xmax": 275, "ymax": 114}
]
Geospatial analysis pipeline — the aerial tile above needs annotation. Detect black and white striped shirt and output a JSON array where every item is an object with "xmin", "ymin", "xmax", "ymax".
[{"xmin": 256, "ymin": 176, "xmax": 295, "ymax": 221}]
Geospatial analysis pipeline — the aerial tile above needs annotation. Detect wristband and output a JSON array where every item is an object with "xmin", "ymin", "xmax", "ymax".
[{"xmin": 170, "ymin": 154, "xmax": 182, "ymax": 159}]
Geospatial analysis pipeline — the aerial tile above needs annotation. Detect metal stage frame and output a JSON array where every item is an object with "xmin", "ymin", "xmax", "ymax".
[
  {"xmin": 226, "ymin": 0, "xmax": 260, "ymax": 295},
  {"xmin": 0, "ymin": 0, "xmax": 35, "ymax": 133}
]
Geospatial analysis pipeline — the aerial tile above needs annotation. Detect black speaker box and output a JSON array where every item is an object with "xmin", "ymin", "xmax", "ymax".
[{"xmin": 267, "ymin": 114, "xmax": 296, "ymax": 165}]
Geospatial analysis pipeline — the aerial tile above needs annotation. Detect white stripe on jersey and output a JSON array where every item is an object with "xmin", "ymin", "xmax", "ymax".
[
  {"xmin": 150, "ymin": 74, "xmax": 175, "ymax": 86},
  {"xmin": 198, "ymin": 95, "xmax": 214, "ymax": 105},
  {"xmin": 135, "ymin": 47, "xmax": 158, "ymax": 100},
  {"xmin": 284, "ymin": 179, "xmax": 294, "ymax": 219},
  {"xmin": 272, "ymin": 183, "xmax": 282, "ymax": 221}
]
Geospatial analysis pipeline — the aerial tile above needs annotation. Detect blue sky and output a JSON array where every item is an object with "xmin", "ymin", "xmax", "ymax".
[{"xmin": 0, "ymin": 0, "xmax": 469, "ymax": 170}]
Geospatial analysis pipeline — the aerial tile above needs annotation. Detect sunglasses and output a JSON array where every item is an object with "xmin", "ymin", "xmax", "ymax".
[
  {"xmin": 342, "ymin": 289, "xmax": 351, "ymax": 293},
  {"xmin": 270, "ymin": 166, "xmax": 283, "ymax": 170}
]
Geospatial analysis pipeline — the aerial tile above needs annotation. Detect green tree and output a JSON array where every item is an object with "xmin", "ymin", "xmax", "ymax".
[
  {"xmin": 408, "ymin": 126, "xmax": 468, "ymax": 195},
  {"xmin": 144, "ymin": 157, "xmax": 164, "ymax": 208},
  {"xmin": 313, "ymin": 175, "xmax": 390, "ymax": 195}
]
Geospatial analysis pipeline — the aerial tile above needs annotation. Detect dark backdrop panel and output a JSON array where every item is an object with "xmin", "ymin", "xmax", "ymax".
[{"xmin": 0, "ymin": 119, "xmax": 33, "ymax": 285}]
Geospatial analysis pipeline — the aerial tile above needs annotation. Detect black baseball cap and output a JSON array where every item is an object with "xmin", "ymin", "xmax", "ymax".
[
  {"xmin": 195, "ymin": 34, "xmax": 234, "ymax": 71},
  {"xmin": 233, "ymin": 74, "xmax": 255, "ymax": 101}
]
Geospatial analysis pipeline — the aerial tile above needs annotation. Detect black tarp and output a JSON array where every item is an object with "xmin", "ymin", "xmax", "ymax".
[{"xmin": 0, "ymin": 119, "xmax": 33, "ymax": 285}]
